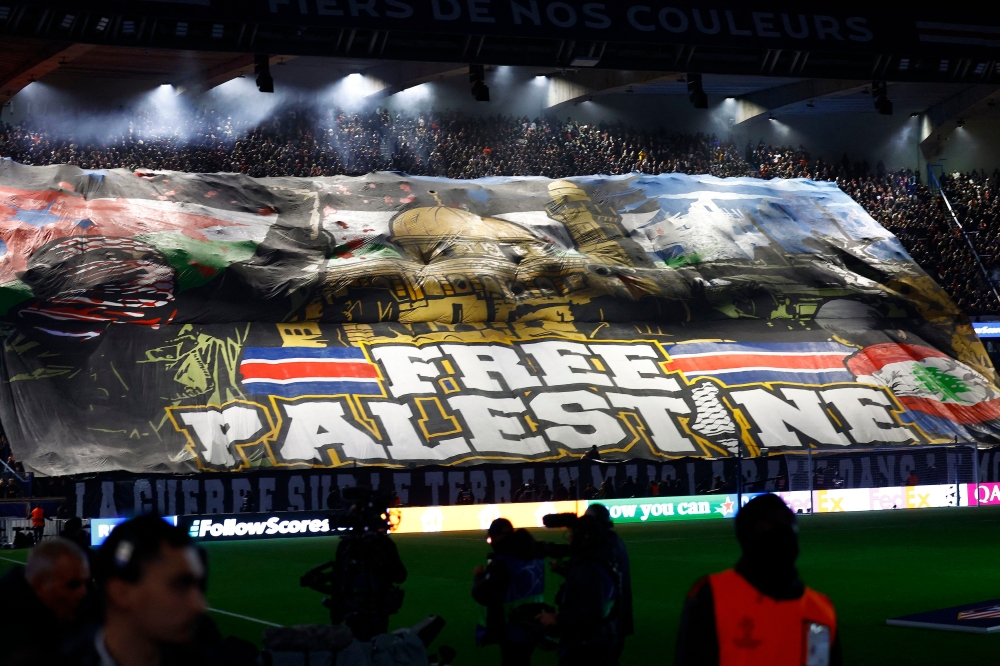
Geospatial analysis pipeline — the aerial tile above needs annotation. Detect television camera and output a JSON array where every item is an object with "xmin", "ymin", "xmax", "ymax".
[{"xmin": 300, "ymin": 486, "xmax": 406, "ymax": 640}]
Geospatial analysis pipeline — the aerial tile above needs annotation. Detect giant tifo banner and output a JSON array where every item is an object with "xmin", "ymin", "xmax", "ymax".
[{"xmin": 0, "ymin": 160, "xmax": 997, "ymax": 476}]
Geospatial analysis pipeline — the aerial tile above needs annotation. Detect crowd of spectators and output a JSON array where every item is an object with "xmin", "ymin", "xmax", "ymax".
[
  {"xmin": 743, "ymin": 142, "xmax": 999, "ymax": 314},
  {"xmin": 940, "ymin": 170, "xmax": 1000, "ymax": 294},
  {"xmin": 0, "ymin": 107, "xmax": 753, "ymax": 178},
  {"xmin": 1, "ymin": 429, "xmax": 73, "ymax": 502},
  {"xmin": 496, "ymin": 474, "xmax": 712, "ymax": 503},
  {"xmin": 0, "ymin": 106, "xmax": 997, "ymax": 316},
  {"xmin": 0, "ymin": 432, "xmax": 27, "ymax": 498}
]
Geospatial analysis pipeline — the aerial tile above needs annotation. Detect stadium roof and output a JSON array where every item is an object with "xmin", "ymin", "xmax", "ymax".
[
  {"xmin": 5, "ymin": 2, "xmax": 1000, "ymax": 82},
  {"xmin": 2, "ymin": 2, "xmax": 1000, "ymax": 155}
]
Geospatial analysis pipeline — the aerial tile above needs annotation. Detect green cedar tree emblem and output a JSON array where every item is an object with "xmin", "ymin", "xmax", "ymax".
[{"xmin": 912, "ymin": 363, "xmax": 970, "ymax": 402}]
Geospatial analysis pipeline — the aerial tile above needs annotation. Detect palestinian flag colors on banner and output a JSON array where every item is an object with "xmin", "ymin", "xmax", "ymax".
[{"xmin": 0, "ymin": 162, "xmax": 996, "ymax": 475}]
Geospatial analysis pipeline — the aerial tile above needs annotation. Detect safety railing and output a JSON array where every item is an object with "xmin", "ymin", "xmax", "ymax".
[
  {"xmin": 0, "ymin": 517, "xmax": 83, "ymax": 548},
  {"xmin": 927, "ymin": 169, "xmax": 1000, "ymax": 309}
]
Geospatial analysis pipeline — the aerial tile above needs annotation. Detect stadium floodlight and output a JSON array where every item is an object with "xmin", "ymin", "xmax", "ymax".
[
  {"xmin": 469, "ymin": 64, "xmax": 489, "ymax": 102},
  {"xmin": 957, "ymin": 118, "xmax": 965, "ymax": 128},
  {"xmin": 872, "ymin": 80, "xmax": 892, "ymax": 115},
  {"xmin": 687, "ymin": 73, "xmax": 708, "ymax": 109},
  {"xmin": 255, "ymin": 54, "xmax": 274, "ymax": 94}
]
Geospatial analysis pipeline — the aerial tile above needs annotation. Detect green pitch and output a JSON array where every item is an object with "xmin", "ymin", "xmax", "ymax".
[{"xmin": 3, "ymin": 506, "xmax": 1000, "ymax": 665}]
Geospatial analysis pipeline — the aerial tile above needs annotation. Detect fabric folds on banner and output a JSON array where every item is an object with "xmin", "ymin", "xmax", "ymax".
[{"xmin": 0, "ymin": 161, "xmax": 995, "ymax": 475}]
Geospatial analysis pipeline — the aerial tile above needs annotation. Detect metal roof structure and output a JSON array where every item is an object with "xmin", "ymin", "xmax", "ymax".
[{"xmin": 2, "ymin": 2, "xmax": 1000, "ymax": 157}]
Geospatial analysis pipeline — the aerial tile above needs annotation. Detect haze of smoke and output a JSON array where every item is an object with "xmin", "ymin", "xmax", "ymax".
[{"xmin": 9, "ymin": 73, "xmax": 412, "ymax": 149}]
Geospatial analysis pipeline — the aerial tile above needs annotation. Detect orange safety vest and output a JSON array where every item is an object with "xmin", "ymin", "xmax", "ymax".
[
  {"xmin": 30, "ymin": 507, "xmax": 44, "ymax": 527},
  {"xmin": 709, "ymin": 569, "xmax": 837, "ymax": 666}
]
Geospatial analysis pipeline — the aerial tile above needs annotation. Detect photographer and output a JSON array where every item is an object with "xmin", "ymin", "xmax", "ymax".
[
  {"xmin": 301, "ymin": 489, "xmax": 407, "ymax": 641},
  {"xmin": 537, "ymin": 515, "xmax": 620, "ymax": 666},
  {"xmin": 472, "ymin": 518, "xmax": 547, "ymax": 666},
  {"xmin": 583, "ymin": 504, "xmax": 633, "ymax": 659}
]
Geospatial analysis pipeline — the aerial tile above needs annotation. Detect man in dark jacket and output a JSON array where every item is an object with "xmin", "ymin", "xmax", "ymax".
[
  {"xmin": 583, "ymin": 503, "xmax": 633, "ymax": 658},
  {"xmin": 674, "ymin": 494, "xmax": 842, "ymax": 666},
  {"xmin": 0, "ymin": 537, "xmax": 92, "ymax": 664},
  {"xmin": 60, "ymin": 514, "xmax": 210, "ymax": 666},
  {"xmin": 537, "ymin": 515, "xmax": 619, "ymax": 666},
  {"xmin": 329, "ymin": 528, "xmax": 408, "ymax": 641},
  {"xmin": 60, "ymin": 515, "xmax": 258, "ymax": 666},
  {"xmin": 472, "ymin": 518, "xmax": 546, "ymax": 666}
]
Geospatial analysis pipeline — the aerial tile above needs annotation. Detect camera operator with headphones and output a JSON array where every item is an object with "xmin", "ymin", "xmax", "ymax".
[
  {"xmin": 301, "ymin": 488, "xmax": 407, "ymax": 641},
  {"xmin": 536, "ymin": 514, "xmax": 621, "ymax": 666},
  {"xmin": 472, "ymin": 518, "xmax": 549, "ymax": 666},
  {"xmin": 581, "ymin": 504, "xmax": 633, "ymax": 659}
]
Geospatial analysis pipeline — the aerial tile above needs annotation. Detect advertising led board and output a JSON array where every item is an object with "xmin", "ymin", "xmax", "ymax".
[
  {"xmin": 392, "ymin": 501, "xmax": 579, "ymax": 534},
  {"xmin": 960, "ymin": 482, "xmax": 1000, "ymax": 506},
  {"xmin": 177, "ymin": 512, "xmax": 338, "ymax": 542},
  {"xmin": 973, "ymin": 322, "xmax": 1000, "ymax": 338},
  {"xmin": 89, "ymin": 484, "xmax": 965, "ymax": 545},
  {"xmin": 90, "ymin": 515, "xmax": 178, "ymax": 547},
  {"xmin": 748, "ymin": 484, "xmax": 958, "ymax": 515},
  {"xmin": 583, "ymin": 495, "xmax": 737, "ymax": 523}
]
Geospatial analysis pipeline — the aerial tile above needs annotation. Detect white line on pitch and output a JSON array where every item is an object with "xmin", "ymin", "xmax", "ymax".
[
  {"xmin": 0, "ymin": 555, "xmax": 26, "ymax": 565},
  {"xmin": 207, "ymin": 607, "xmax": 283, "ymax": 627}
]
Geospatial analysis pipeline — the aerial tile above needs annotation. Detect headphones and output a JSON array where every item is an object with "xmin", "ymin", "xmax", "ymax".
[{"xmin": 113, "ymin": 540, "xmax": 135, "ymax": 569}]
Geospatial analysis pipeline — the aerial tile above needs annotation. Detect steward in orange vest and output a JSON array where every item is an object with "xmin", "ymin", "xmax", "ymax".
[{"xmin": 674, "ymin": 494, "xmax": 841, "ymax": 666}]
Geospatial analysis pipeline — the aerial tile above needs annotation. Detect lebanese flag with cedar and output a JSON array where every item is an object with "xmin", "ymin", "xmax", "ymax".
[{"xmin": 847, "ymin": 343, "xmax": 1000, "ymax": 424}]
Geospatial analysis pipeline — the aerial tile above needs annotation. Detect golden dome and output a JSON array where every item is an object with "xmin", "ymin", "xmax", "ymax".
[
  {"xmin": 548, "ymin": 180, "xmax": 590, "ymax": 202},
  {"xmin": 391, "ymin": 206, "xmax": 539, "ymax": 245}
]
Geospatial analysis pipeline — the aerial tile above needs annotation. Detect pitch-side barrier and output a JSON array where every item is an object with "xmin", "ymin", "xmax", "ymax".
[
  {"xmin": 4, "ymin": 483, "xmax": 989, "ymax": 549},
  {"xmin": 0, "ymin": 518, "xmax": 81, "ymax": 548},
  {"xmin": 76, "ymin": 483, "xmax": 968, "ymax": 545}
]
